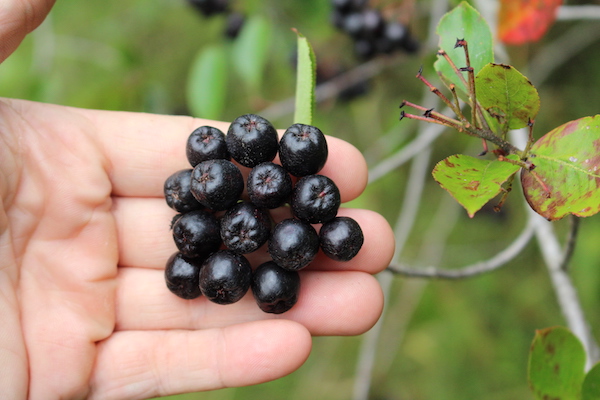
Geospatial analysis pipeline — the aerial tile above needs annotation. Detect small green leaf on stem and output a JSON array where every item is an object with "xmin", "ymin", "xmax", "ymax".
[
  {"xmin": 432, "ymin": 154, "xmax": 520, "ymax": 217},
  {"xmin": 434, "ymin": 1, "xmax": 494, "ymax": 95},
  {"xmin": 293, "ymin": 29, "xmax": 316, "ymax": 126},
  {"xmin": 528, "ymin": 326, "xmax": 585, "ymax": 400},
  {"xmin": 231, "ymin": 16, "xmax": 272, "ymax": 93},
  {"xmin": 187, "ymin": 45, "xmax": 228, "ymax": 119},
  {"xmin": 521, "ymin": 115, "xmax": 600, "ymax": 220},
  {"xmin": 582, "ymin": 363, "xmax": 600, "ymax": 400},
  {"xmin": 476, "ymin": 63, "xmax": 540, "ymax": 131}
]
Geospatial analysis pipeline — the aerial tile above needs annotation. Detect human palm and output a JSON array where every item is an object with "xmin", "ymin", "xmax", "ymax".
[{"xmin": 0, "ymin": 99, "xmax": 394, "ymax": 400}]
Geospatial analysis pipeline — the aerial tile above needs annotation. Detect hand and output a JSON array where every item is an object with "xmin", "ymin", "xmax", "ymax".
[{"xmin": 0, "ymin": 99, "xmax": 395, "ymax": 399}]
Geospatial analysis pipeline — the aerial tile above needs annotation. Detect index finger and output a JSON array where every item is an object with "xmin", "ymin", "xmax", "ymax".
[{"xmin": 81, "ymin": 109, "xmax": 367, "ymax": 201}]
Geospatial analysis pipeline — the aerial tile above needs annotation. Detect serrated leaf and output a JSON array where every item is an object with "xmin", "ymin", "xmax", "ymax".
[
  {"xmin": 521, "ymin": 115, "xmax": 600, "ymax": 220},
  {"xmin": 293, "ymin": 29, "xmax": 316, "ymax": 125},
  {"xmin": 231, "ymin": 16, "xmax": 272, "ymax": 92},
  {"xmin": 186, "ymin": 45, "xmax": 228, "ymax": 119},
  {"xmin": 582, "ymin": 363, "xmax": 600, "ymax": 400},
  {"xmin": 432, "ymin": 154, "xmax": 520, "ymax": 217},
  {"xmin": 528, "ymin": 327, "xmax": 585, "ymax": 400},
  {"xmin": 434, "ymin": 1, "xmax": 494, "ymax": 95},
  {"xmin": 476, "ymin": 63, "xmax": 540, "ymax": 131},
  {"xmin": 499, "ymin": 0, "xmax": 563, "ymax": 45}
]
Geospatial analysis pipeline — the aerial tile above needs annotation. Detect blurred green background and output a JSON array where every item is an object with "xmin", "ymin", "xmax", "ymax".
[{"xmin": 3, "ymin": 0, "xmax": 600, "ymax": 399}]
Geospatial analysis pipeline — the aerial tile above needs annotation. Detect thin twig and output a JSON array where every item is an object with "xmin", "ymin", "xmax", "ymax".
[
  {"xmin": 386, "ymin": 217, "xmax": 536, "ymax": 279},
  {"xmin": 560, "ymin": 215, "xmax": 580, "ymax": 272}
]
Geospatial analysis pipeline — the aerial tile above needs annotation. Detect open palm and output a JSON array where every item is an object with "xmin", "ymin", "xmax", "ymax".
[{"xmin": 0, "ymin": 99, "xmax": 394, "ymax": 399}]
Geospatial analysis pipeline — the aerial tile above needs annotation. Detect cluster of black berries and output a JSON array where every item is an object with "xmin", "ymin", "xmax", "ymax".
[
  {"xmin": 164, "ymin": 114, "xmax": 364, "ymax": 314},
  {"xmin": 331, "ymin": 0, "xmax": 419, "ymax": 60},
  {"xmin": 187, "ymin": 0, "xmax": 245, "ymax": 39}
]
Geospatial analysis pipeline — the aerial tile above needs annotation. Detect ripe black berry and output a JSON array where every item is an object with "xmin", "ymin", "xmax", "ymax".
[
  {"xmin": 268, "ymin": 218, "xmax": 319, "ymax": 271},
  {"xmin": 164, "ymin": 169, "xmax": 204, "ymax": 213},
  {"xmin": 226, "ymin": 114, "xmax": 279, "ymax": 168},
  {"xmin": 199, "ymin": 250, "xmax": 252, "ymax": 305},
  {"xmin": 252, "ymin": 261, "xmax": 301, "ymax": 314},
  {"xmin": 188, "ymin": 0, "xmax": 229, "ymax": 16},
  {"xmin": 220, "ymin": 201, "xmax": 271, "ymax": 254},
  {"xmin": 172, "ymin": 209, "xmax": 221, "ymax": 259},
  {"xmin": 319, "ymin": 216, "xmax": 364, "ymax": 261},
  {"xmin": 186, "ymin": 126, "xmax": 230, "ymax": 167},
  {"xmin": 190, "ymin": 159, "xmax": 244, "ymax": 211},
  {"xmin": 247, "ymin": 162, "xmax": 293, "ymax": 209},
  {"xmin": 291, "ymin": 175, "xmax": 341, "ymax": 224},
  {"xmin": 279, "ymin": 124, "xmax": 328, "ymax": 177},
  {"xmin": 164, "ymin": 252, "xmax": 204, "ymax": 300}
]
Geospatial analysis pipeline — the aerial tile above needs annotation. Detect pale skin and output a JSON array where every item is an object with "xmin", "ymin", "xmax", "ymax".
[{"xmin": 0, "ymin": 2, "xmax": 395, "ymax": 399}]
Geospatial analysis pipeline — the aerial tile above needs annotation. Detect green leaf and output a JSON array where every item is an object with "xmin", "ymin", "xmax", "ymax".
[
  {"xmin": 528, "ymin": 327, "xmax": 586, "ymax": 400},
  {"xmin": 293, "ymin": 29, "xmax": 316, "ymax": 125},
  {"xmin": 521, "ymin": 115, "xmax": 600, "ymax": 220},
  {"xmin": 476, "ymin": 63, "xmax": 540, "ymax": 131},
  {"xmin": 231, "ymin": 16, "xmax": 272, "ymax": 92},
  {"xmin": 434, "ymin": 1, "xmax": 494, "ymax": 95},
  {"xmin": 583, "ymin": 363, "xmax": 600, "ymax": 400},
  {"xmin": 186, "ymin": 45, "xmax": 228, "ymax": 119},
  {"xmin": 432, "ymin": 154, "xmax": 520, "ymax": 217}
]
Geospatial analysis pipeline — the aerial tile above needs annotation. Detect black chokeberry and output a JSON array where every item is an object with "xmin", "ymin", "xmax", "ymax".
[
  {"xmin": 247, "ymin": 162, "xmax": 293, "ymax": 209},
  {"xmin": 291, "ymin": 175, "xmax": 341, "ymax": 224},
  {"xmin": 226, "ymin": 114, "xmax": 279, "ymax": 168},
  {"xmin": 188, "ymin": 0, "xmax": 229, "ymax": 16},
  {"xmin": 319, "ymin": 216, "xmax": 364, "ymax": 261},
  {"xmin": 252, "ymin": 261, "xmax": 301, "ymax": 314},
  {"xmin": 165, "ymin": 252, "xmax": 204, "ymax": 300},
  {"xmin": 186, "ymin": 126, "xmax": 230, "ymax": 167},
  {"xmin": 268, "ymin": 218, "xmax": 320, "ymax": 271},
  {"xmin": 279, "ymin": 124, "xmax": 328, "ymax": 177},
  {"xmin": 164, "ymin": 169, "xmax": 204, "ymax": 213},
  {"xmin": 224, "ymin": 12, "xmax": 245, "ymax": 39},
  {"xmin": 172, "ymin": 209, "xmax": 221, "ymax": 259},
  {"xmin": 190, "ymin": 159, "xmax": 244, "ymax": 211},
  {"xmin": 199, "ymin": 250, "xmax": 252, "ymax": 305},
  {"xmin": 220, "ymin": 201, "xmax": 271, "ymax": 254}
]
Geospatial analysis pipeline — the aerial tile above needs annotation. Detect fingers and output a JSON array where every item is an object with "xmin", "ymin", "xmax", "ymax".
[
  {"xmin": 78, "ymin": 108, "xmax": 367, "ymax": 200},
  {"xmin": 112, "ymin": 197, "xmax": 394, "ymax": 274},
  {"xmin": 114, "ymin": 267, "xmax": 383, "ymax": 336},
  {"xmin": 89, "ymin": 320, "xmax": 312, "ymax": 400},
  {"xmin": 0, "ymin": 0, "xmax": 55, "ymax": 63}
]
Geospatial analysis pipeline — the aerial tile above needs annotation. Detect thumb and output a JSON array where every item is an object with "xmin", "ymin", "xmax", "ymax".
[{"xmin": 0, "ymin": 0, "xmax": 55, "ymax": 63}]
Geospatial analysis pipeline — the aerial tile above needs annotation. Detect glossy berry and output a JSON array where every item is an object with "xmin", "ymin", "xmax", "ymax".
[
  {"xmin": 226, "ymin": 114, "xmax": 279, "ymax": 168},
  {"xmin": 172, "ymin": 209, "xmax": 221, "ymax": 259},
  {"xmin": 319, "ymin": 216, "xmax": 364, "ymax": 261},
  {"xmin": 164, "ymin": 252, "xmax": 204, "ymax": 300},
  {"xmin": 252, "ymin": 261, "xmax": 301, "ymax": 314},
  {"xmin": 190, "ymin": 159, "xmax": 244, "ymax": 211},
  {"xmin": 220, "ymin": 201, "xmax": 271, "ymax": 254},
  {"xmin": 291, "ymin": 175, "xmax": 341, "ymax": 224},
  {"xmin": 164, "ymin": 169, "xmax": 204, "ymax": 213},
  {"xmin": 268, "ymin": 218, "xmax": 319, "ymax": 271},
  {"xmin": 279, "ymin": 124, "xmax": 328, "ymax": 177},
  {"xmin": 199, "ymin": 250, "xmax": 252, "ymax": 305},
  {"xmin": 186, "ymin": 126, "xmax": 230, "ymax": 167},
  {"xmin": 247, "ymin": 162, "xmax": 293, "ymax": 209}
]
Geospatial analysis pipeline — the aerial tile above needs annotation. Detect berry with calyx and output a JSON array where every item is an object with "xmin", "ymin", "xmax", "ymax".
[
  {"xmin": 291, "ymin": 174, "xmax": 341, "ymax": 224},
  {"xmin": 226, "ymin": 114, "xmax": 279, "ymax": 168},
  {"xmin": 319, "ymin": 216, "xmax": 364, "ymax": 261},
  {"xmin": 247, "ymin": 162, "xmax": 293, "ymax": 209},
  {"xmin": 268, "ymin": 218, "xmax": 319, "ymax": 271},
  {"xmin": 220, "ymin": 201, "xmax": 271, "ymax": 254},
  {"xmin": 172, "ymin": 209, "xmax": 221, "ymax": 259},
  {"xmin": 186, "ymin": 126, "xmax": 230, "ymax": 167},
  {"xmin": 190, "ymin": 159, "xmax": 244, "ymax": 211},
  {"xmin": 164, "ymin": 169, "xmax": 204, "ymax": 213},
  {"xmin": 199, "ymin": 250, "xmax": 252, "ymax": 305},
  {"xmin": 164, "ymin": 252, "xmax": 204, "ymax": 300},
  {"xmin": 252, "ymin": 261, "xmax": 301, "ymax": 314},
  {"xmin": 279, "ymin": 124, "xmax": 328, "ymax": 177}
]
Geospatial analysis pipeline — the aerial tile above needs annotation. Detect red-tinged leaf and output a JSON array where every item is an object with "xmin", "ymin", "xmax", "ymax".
[
  {"xmin": 521, "ymin": 115, "xmax": 600, "ymax": 221},
  {"xmin": 498, "ymin": 0, "xmax": 563, "ymax": 45}
]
